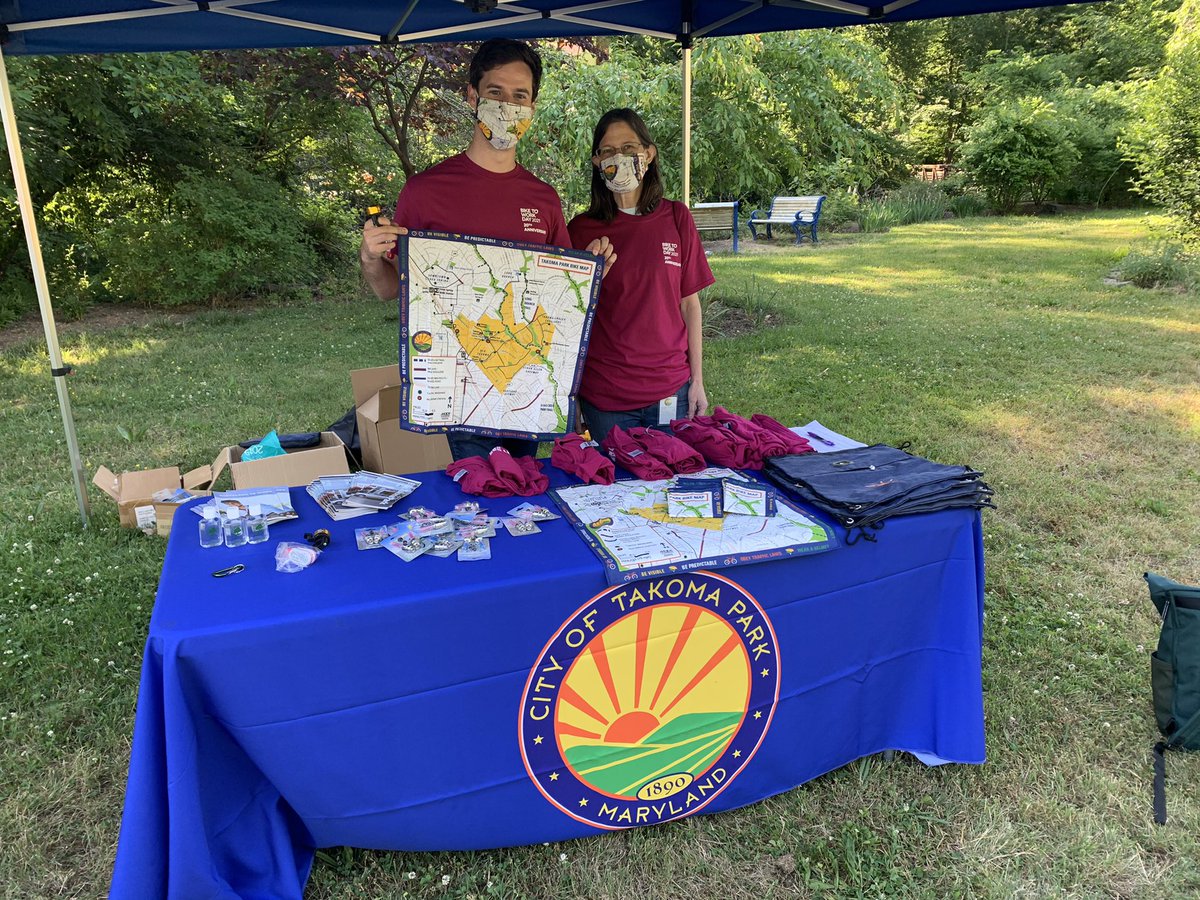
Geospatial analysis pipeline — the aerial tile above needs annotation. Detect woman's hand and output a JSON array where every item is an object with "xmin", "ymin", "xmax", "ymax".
[
  {"xmin": 586, "ymin": 236, "xmax": 618, "ymax": 277},
  {"xmin": 687, "ymin": 380, "xmax": 708, "ymax": 418}
]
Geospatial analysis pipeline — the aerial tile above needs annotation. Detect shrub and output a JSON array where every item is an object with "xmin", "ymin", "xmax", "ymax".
[
  {"xmin": 0, "ymin": 268, "xmax": 37, "ymax": 330},
  {"xmin": 937, "ymin": 172, "xmax": 971, "ymax": 197},
  {"xmin": 93, "ymin": 167, "xmax": 321, "ymax": 306},
  {"xmin": 1114, "ymin": 244, "xmax": 1196, "ymax": 289},
  {"xmin": 885, "ymin": 181, "xmax": 949, "ymax": 225},
  {"xmin": 859, "ymin": 201, "xmax": 900, "ymax": 233},
  {"xmin": 818, "ymin": 191, "xmax": 862, "ymax": 232},
  {"xmin": 948, "ymin": 193, "xmax": 989, "ymax": 218},
  {"xmin": 960, "ymin": 97, "xmax": 1081, "ymax": 212}
]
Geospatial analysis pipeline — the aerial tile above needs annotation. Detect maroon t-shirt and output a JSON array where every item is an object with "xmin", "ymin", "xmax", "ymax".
[
  {"xmin": 568, "ymin": 200, "xmax": 715, "ymax": 411},
  {"xmin": 394, "ymin": 153, "xmax": 569, "ymax": 246}
]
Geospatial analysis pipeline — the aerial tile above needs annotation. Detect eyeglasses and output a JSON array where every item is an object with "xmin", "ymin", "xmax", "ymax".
[{"xmin": 597, "ymin": 142, "xmax": 645, "ymax": 158}]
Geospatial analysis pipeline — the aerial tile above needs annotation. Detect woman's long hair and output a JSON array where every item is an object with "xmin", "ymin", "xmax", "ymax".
[{"xmin": 582, "ymin": 108, "xmax": 665, "ymax": 223}]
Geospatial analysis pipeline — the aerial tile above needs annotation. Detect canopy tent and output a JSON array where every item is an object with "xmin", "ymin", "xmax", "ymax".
[{"xmin": 2, "ymin": 0, "xmax": 1102, "ymax": 525}]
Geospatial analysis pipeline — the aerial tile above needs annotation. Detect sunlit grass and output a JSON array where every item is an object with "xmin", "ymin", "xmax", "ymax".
[{"xmin": 1, "ymin": 210, "xmax": 1198, "ymax": 899}]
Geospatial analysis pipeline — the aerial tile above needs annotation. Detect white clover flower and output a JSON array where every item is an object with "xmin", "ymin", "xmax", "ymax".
[
  {"xmin": 441, "ymin": 875, "xmax": 451, "ymax": 886},
  {"xmin": 406, "ymin": 872, "xmax": 416, "ymax": 880}
]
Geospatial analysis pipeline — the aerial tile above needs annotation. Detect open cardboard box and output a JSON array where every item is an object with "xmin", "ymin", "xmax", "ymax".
[
  {"xmin": 212, "ymin": 431, "xmax": 350, "ymax": 489},
  {"xmin": 94, "ymin": 431, "xmax": 351, "ymax": 533},
  {"xmin": 92, "ymin": 464, "xmax": 213, "ymax": 535},
  {"xmin": 352, "ymin": 365, "xmax": 452, "ymax": 475}
]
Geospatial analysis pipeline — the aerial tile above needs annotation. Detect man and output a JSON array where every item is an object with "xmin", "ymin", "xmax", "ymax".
[{"xmin": 361, "ymin": 38, "xmax": 614, "ymax": 461}]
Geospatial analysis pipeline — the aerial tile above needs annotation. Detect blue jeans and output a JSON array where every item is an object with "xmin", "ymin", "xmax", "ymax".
[
  {"xmin": 579, "ymin": 382, "xmax": 691, "ymax": 445},
  {"xmin": 446, "ymin": 432, "xmax": 539, "ymax": 462}
]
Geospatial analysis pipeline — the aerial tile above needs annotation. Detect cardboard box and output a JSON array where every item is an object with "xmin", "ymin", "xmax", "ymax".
[
  {"xmin": 351, "ymin": 365, "xmax": 451, "ymax": 475},
  {"xmin": 151, "ymin": 496, "xmax": 209, "ymax": 538},
  {"xmin": 94, "ymin": 432, "xmax": 350, "ymax": 531},
  {"xmin": 213, "ymin": 431, "xmax": 351, "ymax": 489},
  {"xmin": 92, "ymin": 464, "xmax": 212, "ymax": 531}
]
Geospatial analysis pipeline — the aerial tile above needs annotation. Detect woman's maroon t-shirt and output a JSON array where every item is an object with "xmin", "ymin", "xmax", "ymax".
[{"xmin": 568, "ymin": 200, "xmax": 715, "ymax": 411}]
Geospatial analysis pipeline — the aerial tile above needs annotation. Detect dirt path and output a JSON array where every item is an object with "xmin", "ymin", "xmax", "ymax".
[{"xmin": 0, "ymin": 305, "xmax": 195, "ymax": 354}]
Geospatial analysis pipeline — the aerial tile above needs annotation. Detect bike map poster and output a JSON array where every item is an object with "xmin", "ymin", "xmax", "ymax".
[
  {"xmin": 398, "ymin": 231, "xmax": 603, "ymax": 439},
  {"xmin": 549, "ymin": 469, "xmax": 838, "ymax": 585}
]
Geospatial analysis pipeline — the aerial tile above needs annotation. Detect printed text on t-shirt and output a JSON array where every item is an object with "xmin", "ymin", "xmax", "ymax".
[
  {"xmin": 521, "ymin": 208, "xmax": 547, "ymax": 237},
  {"xmin": 661, "ymin": 241, "xmax": 681, "ymax": 267}
]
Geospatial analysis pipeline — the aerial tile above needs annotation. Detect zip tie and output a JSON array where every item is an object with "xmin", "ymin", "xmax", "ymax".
[{"xmin": 50, "ymin": 365, "xmax": 74, "ymax": 378}]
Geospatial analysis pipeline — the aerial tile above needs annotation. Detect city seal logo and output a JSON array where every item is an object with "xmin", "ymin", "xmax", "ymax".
[{"xmin": 519, "ymin": 571, "xmax": 779, "ymax": 829}]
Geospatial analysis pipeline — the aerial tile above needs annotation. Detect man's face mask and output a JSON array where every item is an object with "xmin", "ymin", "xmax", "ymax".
[
  {"xmin": 475, "ymin": 98, "xmax": 534, "ymax": 151},
  {"xmin": 598, "ymin": 152, "xmax": 648, "ymax": 195}
]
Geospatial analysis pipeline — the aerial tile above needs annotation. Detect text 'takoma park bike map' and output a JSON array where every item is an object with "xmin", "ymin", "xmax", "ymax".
[{"xmin": 398, "ymin": 231, "xmax": 603, "ymax": 439}]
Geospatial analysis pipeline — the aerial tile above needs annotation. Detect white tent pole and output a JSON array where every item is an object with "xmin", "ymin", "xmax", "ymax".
[
  {"xmin": 0, "ymin": 44, "xmax": 91, "ymax": 527},
  {"xmin": 682, "ymin": 45, "xmax": 692, "ymax": 206}
]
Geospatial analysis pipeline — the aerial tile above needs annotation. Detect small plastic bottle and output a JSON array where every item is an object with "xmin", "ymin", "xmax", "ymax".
[
  {"xmin": 198, "ymin": 507, "xmax": 223, "ymax": 549},
  {"xmin": 246, "ymin": 504, "xmax": 269, "ymax": 544},
  {"xmin": 223, "ymin": 508, "xmax": 248, "ymax": 548}
]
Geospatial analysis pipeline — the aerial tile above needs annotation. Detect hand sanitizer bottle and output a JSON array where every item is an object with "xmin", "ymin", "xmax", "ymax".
[
  {"xmin": 223, "ymin": 507, "xmax": 248, "ymax": 548},
  {"xmin": 198, "ymin": 507, "xmax": 223, "ymax": 548},
  {"xmin": 246, "ymin": 504, "xmax": 269, "ymax": 544}
]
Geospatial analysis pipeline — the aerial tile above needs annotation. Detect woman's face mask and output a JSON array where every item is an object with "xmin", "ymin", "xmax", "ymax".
[
  {"xmin": 475, "ymin": 98, "xmax": 534, "ymax": 151},
  {"xmin": 598, "ymin": 152, "xmax": 648, "ymax": 194}
]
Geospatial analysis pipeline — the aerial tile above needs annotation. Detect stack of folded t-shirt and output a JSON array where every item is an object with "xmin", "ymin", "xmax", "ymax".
[
  {"xmin": 670, "ymin": 408, "xmax": 813, "ymax": 470},
  {"xmin": 446, "ymin": 447, "xmax": 550, "ymax": 498},
  {"xmin": 551, "ymin": 433, "xmax": 615, "ymax": 485},
  {"xmin": 600, "ymin": 426, "xmax": 706, "ymax": 480},
  {"xmin": 763, "ymin": 443, "xmax": 995, "ymax": 543}
]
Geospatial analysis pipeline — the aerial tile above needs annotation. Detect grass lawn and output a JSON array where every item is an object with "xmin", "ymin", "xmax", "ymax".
[{"xmin": 1, "ymin": 210, "xmax": 1197, "ymax": 898}]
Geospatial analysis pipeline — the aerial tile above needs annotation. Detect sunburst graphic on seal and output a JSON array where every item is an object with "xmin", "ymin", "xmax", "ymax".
[
  {"xmin": 556, "ymin": 603, "xmax": 748, "ymax": 797},
  {"xmin": 520, "ymin": 572, "xmax": 779, "ymax": 829}
]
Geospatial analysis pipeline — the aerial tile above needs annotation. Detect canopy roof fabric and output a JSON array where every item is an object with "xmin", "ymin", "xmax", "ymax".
[{"xmin": 3, "ymin": 0, "xmax": 1102, "ymax": 55}]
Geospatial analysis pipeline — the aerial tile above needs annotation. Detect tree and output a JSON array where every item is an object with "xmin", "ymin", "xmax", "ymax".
[
  {"xmin": 522, "ymin": 34, "xmax": 905, "ymax": 214},
  {"xmin": 1125, "ymin": 0, "xmax": 1200, "ymax": 246},
  {"xmin": 867, "ymin": 1, "xmax": 1178, "ymax": 167},
  {"xmin": 329, "ymin": 44, "xmax": 473, "ymax": 180},
  {"xmin": 0, "ymin": 51, "xmax": 365, "ymax": 316}
]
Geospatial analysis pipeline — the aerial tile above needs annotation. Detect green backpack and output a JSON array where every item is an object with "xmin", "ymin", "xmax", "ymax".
[{"xmin": 1146, "ymin": 572, "xmax": 1200, "ymax": 825}]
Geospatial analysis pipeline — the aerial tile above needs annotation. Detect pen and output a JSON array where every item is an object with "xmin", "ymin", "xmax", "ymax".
[{"xmin": 806, "ymin": 431, "xmax": 836, "ymax": 447}]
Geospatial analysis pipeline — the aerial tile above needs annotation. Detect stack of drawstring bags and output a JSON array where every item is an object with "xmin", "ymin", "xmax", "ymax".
[{"xmin": 762, "ymin": 443, "xmax": 995, "ymax": 543}]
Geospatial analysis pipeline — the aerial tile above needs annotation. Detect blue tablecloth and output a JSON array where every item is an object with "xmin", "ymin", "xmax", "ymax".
[{"xmin": 110, "ymin": 468, "xmax": 985, "ymax": 899}]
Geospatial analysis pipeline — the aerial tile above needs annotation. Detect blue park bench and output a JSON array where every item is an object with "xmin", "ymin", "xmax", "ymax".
[
  {"xmin": 690, "ymin": 201, "xmax": 741, "ymax": 254},
  {"xmin": 747, "ymin": 195, "xmax": 826, "ymax": 244}
]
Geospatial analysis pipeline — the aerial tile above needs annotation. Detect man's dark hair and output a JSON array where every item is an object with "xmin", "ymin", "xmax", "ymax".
[
  {"xmin": 583, "ymin": 108, "xmax": 664, "ymax": 223},
  {"xmin": 469, "ymin": 39, "xmax": 543, "ymax": 100}
]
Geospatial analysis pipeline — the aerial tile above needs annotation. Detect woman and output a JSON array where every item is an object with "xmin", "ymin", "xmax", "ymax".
[{"xmin": 568, "ymin": 108, "xmax": 715, "ymax": 444}]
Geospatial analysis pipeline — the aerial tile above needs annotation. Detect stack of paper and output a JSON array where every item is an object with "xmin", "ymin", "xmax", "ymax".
[
  {"xmin": 194, "ymin": 487, "xmax": 297, "ymax": 524},
  {"xmin": 308, "ymin": 472, "xmax": 422, "ymax": 521}
]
